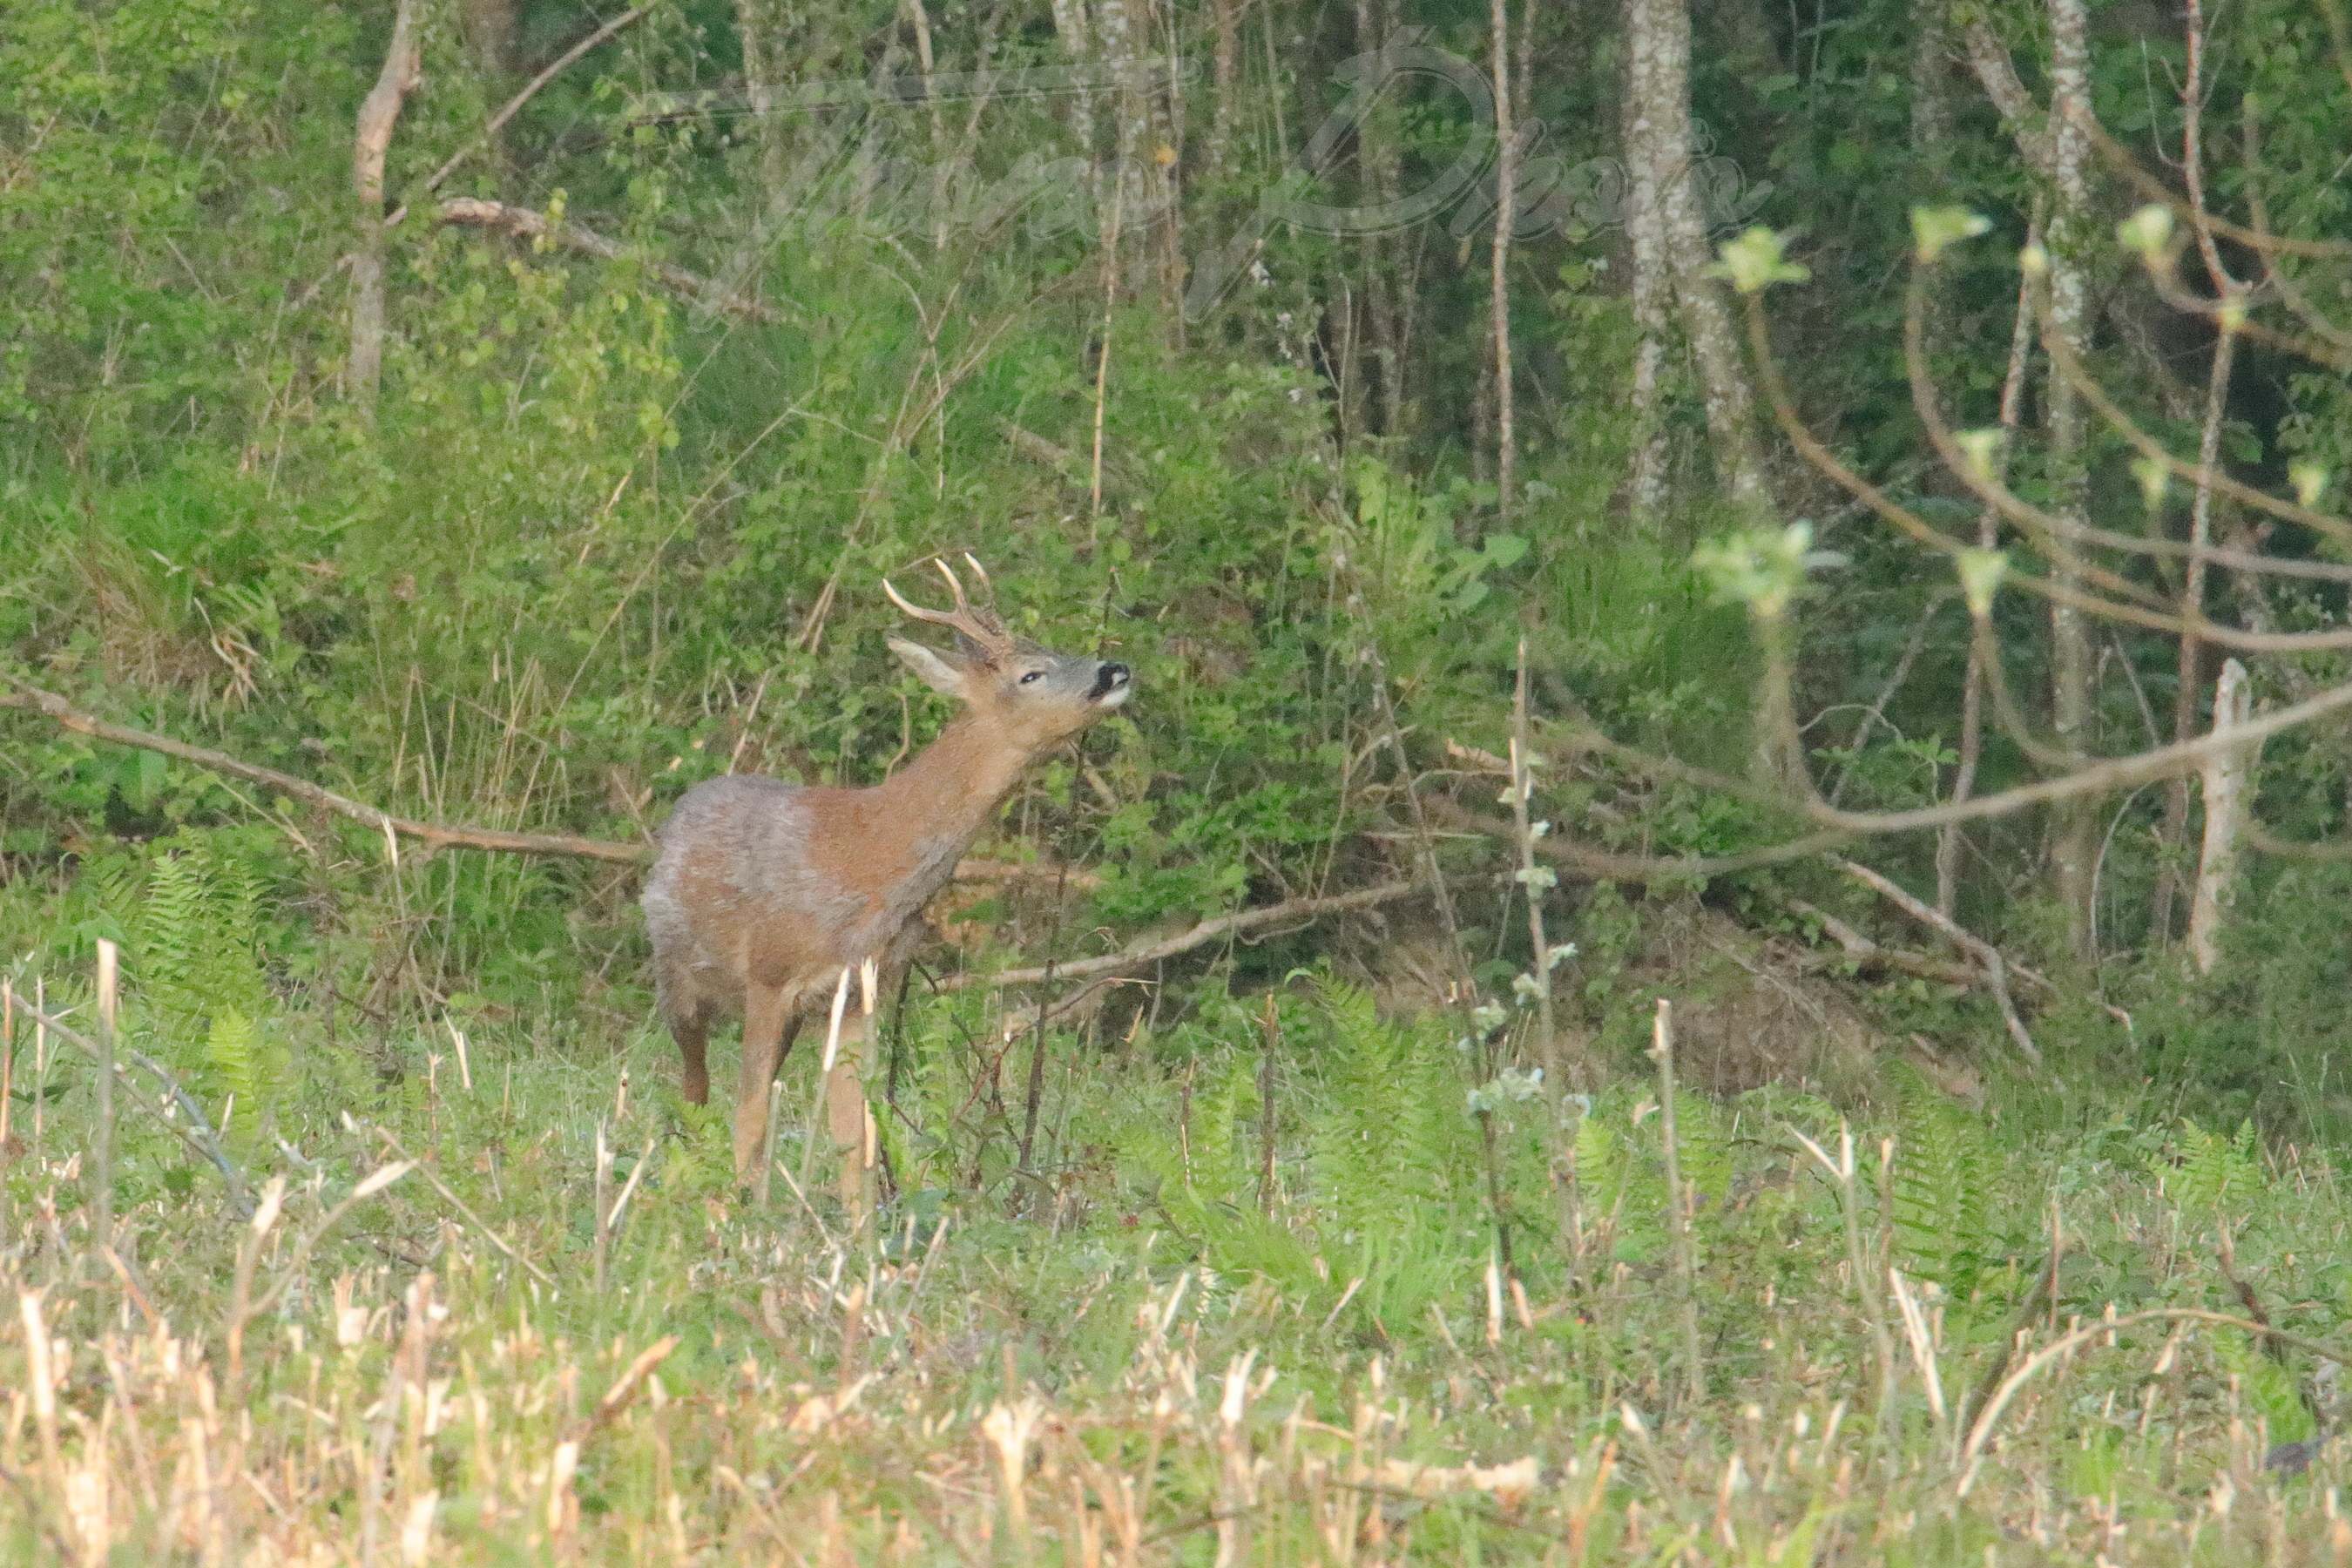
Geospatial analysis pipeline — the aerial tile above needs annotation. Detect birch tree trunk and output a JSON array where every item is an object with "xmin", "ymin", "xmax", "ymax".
[
  {"xmin": 2186, "ymin": 659, "xmax": 2254, "ymax": 975},
  {"xmin": 1622, "ymin": 0, "xmax": 1770, "ymax": 516},
  {"xmin": 1622, "ymin": 50, "xmax": 1671, "ymax": 522},
  {"xmin": 2044, "ymin": 0, "xmax": 2099, "ymax": 957},
  {"xmin": 2153, "ymin": 0, "xmax": 2244, "ymax": 944}
]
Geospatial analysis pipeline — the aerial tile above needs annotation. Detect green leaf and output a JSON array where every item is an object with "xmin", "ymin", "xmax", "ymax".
[
  {"xmin": 1911, "ymin": 206, "xmax": 1991, "ymax": 265},
  {"xmin": 2117, "ymin": 203, "xmax": 2174, "ymax": 261},
  {"xmin": 1709, "ymin": 227, "xmax": 1811, "ymax": 295},
  {"xmin": 1957, "ymin": 550, "xmax": 2008, "ymax": 616}
]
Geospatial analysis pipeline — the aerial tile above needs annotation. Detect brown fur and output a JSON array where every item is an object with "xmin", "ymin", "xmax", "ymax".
[{"xmin": 641, "ymin": 560, "xmax": 1131, "ymax": 1179}]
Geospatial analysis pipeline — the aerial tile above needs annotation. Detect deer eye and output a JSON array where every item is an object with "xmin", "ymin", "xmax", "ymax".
[{"xmin": 1018, "ymin": 670, "xmax": 1045, "ymax": 686}]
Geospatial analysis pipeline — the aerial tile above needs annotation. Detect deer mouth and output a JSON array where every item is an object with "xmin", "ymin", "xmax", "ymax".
[{"xmin": 1090, "ymin": 661, "xmax": 1132, "ymax": 707}]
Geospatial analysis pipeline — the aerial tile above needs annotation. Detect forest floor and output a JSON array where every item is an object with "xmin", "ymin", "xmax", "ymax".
[{"xmin": 0, "ymin": 946, "xmax": 2347, "ymax": 1565}]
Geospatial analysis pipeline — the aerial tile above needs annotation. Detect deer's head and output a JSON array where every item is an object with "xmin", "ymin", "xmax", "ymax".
[{"xmin": 885, "ymin": 555, "xmax": 1132, "ymax": 754}]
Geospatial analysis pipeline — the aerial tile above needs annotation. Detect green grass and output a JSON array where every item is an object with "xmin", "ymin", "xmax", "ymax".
[{"xmin": 2, "ymin": 949, "xmax": 2349, "ymax": 1565}]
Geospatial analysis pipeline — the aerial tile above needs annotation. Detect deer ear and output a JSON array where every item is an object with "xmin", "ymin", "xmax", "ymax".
[{"xmin": 889, "ymin": 636, "xmax": 970, "ymax": 697}]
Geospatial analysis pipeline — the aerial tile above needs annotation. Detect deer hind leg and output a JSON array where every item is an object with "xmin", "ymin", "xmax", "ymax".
[
  {"xmin": 732, "ymin": 986, "xmax": 800, "ymax": 1183},
  {"xmin": 657, "ymin": 973, "xmax": 713, "ymax": 1105}
]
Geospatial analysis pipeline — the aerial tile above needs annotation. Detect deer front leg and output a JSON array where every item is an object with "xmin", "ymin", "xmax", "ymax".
[{"xmin": 733, "ymin": 987, "xmax": 798, "ymax": 1184}]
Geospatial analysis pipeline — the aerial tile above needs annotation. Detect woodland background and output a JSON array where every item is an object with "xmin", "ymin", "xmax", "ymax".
[{"xmin": 6, "ymin": 0, "xmax": 2352, "ymax": 1560}]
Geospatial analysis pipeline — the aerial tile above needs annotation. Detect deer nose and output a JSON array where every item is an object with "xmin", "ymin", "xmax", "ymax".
[{"xmin": 1091, "ymin": 660, "xmax": 1131, "ymax": 700}]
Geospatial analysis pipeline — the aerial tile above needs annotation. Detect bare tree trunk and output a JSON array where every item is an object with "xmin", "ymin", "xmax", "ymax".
[
  {"xmin": 2153, "ymin": 0, "xmax": 2245, "ymax": 945},
  {"xmin": 1623, "ymin": 0, "xmax": 1770, "ymax": 513},
  {"xmin": 1623, "ymin": 77, "xmax": 1671, "ymax": 523},
  {"xmin": 2186, "ymin": 659, "xmax": 2254, "ymax": 975},
  {"xmin": 1051, "ymin": 0, "xmax": 1103, "ymax": 218},
  {"xmin": 1208, "ymin": 0, "xmax": 1239, "ymax": 183},
  {"xmin": 1490, "ymin": 0, "xmax": 1518, "ymax": 521},
  {"xmin": 2044, "ymin": 0, "xmax": 2098, "ymax": 958},
  {"xmin": 349, "ymin": 0, "xmax": 423, "ymax": 424},
  {"xmin": 1097, "ymin": 0, "xmax": 1147, "ymax": 285}
]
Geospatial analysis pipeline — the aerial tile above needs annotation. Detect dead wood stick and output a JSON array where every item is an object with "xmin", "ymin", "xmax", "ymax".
[
  {"xmin": 938, "ymin": 878, "xmax": 1432, "ymax": 990},
  {"xmin": 1780, "ymin": 897, "xmax": 1983, "ymax": 989},
  {"xmin": 349, "ymin": 0, "xmax": 423, "ymax": 419},
  {"xmin": 15, "ymin": 997, "xmax": 255, "ymax": 1219},
  {"xmin": 583, "ymin": 1334, "xmax": 680, "ymax": 1437},
  {"xmin": 1826, "ymin": 857, "xmax": 2041, "ymax": 1066},
  {"xmin": 436, "ymin": 198, "xmax": 788, "ymax": 324},
  {"xmin": 373, "ymin": 1127, "xmax": 558, "ymax": 1288},
  {"xmin": 1, "ymin": 678, "xmax": 647, "ymax": 864},
  {"xmin": 0, "ymin": 676, "xmax": 1085, "ymax": 887}
]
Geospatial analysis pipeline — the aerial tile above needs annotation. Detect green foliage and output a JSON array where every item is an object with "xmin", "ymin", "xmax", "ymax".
[
  {"xmin": 90, "ymin": 826, "xmax": 291, "ymax": 1137},
  {"xmin": 1888, "ymin": 1066, "xmax": 1996, "ymax": 1298},
  {"xmin": 2156, "ymin": 1117, "xmax": 2263, "ymax": 1218}
]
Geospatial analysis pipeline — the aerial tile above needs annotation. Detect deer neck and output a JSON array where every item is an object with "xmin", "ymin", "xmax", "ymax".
[{"xmin": 877, "ymin": 713, "xmax": 1035, "ymax": 850}]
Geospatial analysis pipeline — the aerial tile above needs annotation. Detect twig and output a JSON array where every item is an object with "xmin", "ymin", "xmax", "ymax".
[
  {"xmin": 240, "ymin": 1158, "xmax": 416, "ymax": 1323},
  {"xmin": 1256, "ymin": 996, "xmax": 1279, "ymax": 1216},
  {"xmin": 374, "ymin": 1127, "xmax": 557, "ymax": 1287},
  {"xmin": 2215, "ymin": 1223, "xmax": 2319, "ymax": 1424},
  {"xmin": 1, "ymin": 981, "xmax": 14, "ymax": 1154},
  {"xmin": 583, "ymin": 1335, "xmax": 680, "ymax": 1438},
  {"xmin": 1, "ymin": 677, "xmax": 645, "ymax": 862},
  {"xmin": 1016, "ymin": 863, "xmax": 1072, "ymax": 1179},
  {"xmin": 15, "ymin": 997, "xmax": 255, "ymax": 1218},
  {"xmin": 1957, "ymin": 1306, "xmax": 2352, "ymax": 1495},
  {"xmin": 1790, "ymin": 1122, "xmax": 1899, "ymax": 1421},
  {"xmin": 1779, "ymin": 896, "xmax": 1982, "ymax": 988},
  {"xmin": 936, "ymin": 877, "xmax": 1436, "ymax": 990},
  {"xmin": 1940, "ymin": 225, "xmax": 2038, "ymax": 916},
  {"xmin": 1956, "ymin": 1221, "xmax": 2061, "ymax": 1443},
  {"xmin": 1507, "ymin": 641, "xmax": 1563, "ymax": 1085}
]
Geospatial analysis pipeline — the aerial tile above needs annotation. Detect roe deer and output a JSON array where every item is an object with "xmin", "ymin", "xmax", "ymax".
[{"xmin": 642, "ymin": 556, "xmax": 1132, "ymax": 1189}]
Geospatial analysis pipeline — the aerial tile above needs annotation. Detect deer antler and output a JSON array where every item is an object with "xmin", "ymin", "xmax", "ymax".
[{"xmin": 882, "ymin": 555, "xmax": 1013, "ymax": 656}]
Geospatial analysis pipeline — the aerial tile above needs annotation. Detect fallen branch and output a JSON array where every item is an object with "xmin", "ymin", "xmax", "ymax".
[
  {"xmin": 437, "ymin": 198, "xmax": 788, "ymax": 325},
  {"xmin": 374, "ymin": 1125, "xmax": 558, "ymax": 1288},
  {"xmin": 0, "ymin": 676, "xmax": 1082, "ymax": 887},
  {"xmin": 1, "ymin": 677, "xmax": 646, "ymax": 864},
  {"xmin": 1779, "ymin": 897, "xmax": 1983, "ymax": 989},
  {"xmin": 9, "ymin": 991, "xmax": 254, "ymax": 1219},
  {"xmin": 1824, "ymin": 857, "xmax": 2041, "ymax": 1066},
  {"xmin": 938, "ymin": 878, "xmax": 1432, "ymax": 990}
]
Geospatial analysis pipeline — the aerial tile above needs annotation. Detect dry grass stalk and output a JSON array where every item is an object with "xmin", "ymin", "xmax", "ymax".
[{"xmin": 1651, "ymin": 1000, "xmax": 1706, "ymax": 1406}]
